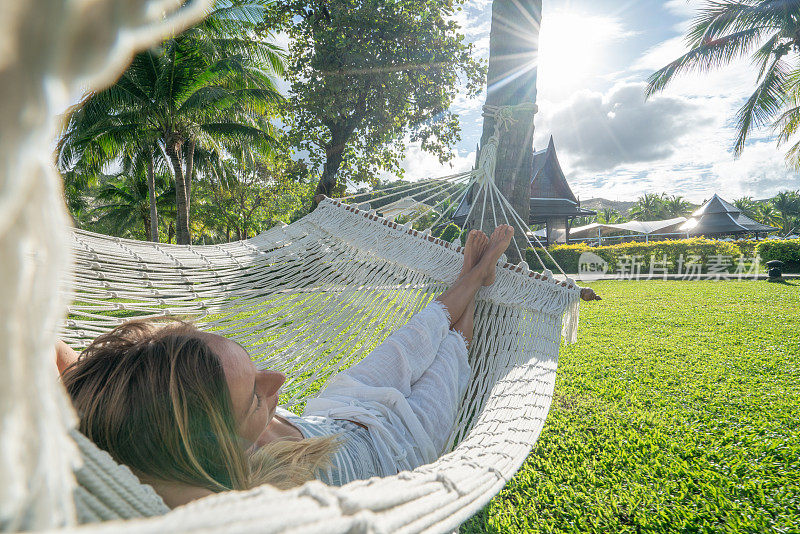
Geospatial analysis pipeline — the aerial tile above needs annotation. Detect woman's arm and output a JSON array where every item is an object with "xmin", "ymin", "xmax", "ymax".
[{"xmin": 55, "ymin": 340, "xmax": 79, "ymax": 375}]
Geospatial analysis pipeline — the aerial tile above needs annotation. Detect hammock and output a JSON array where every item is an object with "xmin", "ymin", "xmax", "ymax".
[
  {"xmin": 0, "ymin": 2, "xmax": 582, "ymax": 532},
  {"xmin": 59, "ymin": 196, "xmax": 580, "ymax": 532}
]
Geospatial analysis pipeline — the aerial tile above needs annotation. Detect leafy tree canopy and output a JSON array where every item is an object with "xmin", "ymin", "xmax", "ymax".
[{"xmin": 266, "ymin": 0, "xmax": 485, "ymax": 199}]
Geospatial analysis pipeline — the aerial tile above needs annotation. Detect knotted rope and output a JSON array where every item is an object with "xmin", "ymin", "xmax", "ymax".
[{"xmin": 474, "ymin": 103, "xmax": 539, "ymax": 186}]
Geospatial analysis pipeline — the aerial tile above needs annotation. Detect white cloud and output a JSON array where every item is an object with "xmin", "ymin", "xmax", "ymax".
[
  {"xmin": 663, "ymin": 0, "xmax": 704, "ymax": 18},
  {"xmin": 578, "ymin": 140, "xmax": 800, "ymax": 203},
  {"xmin": 633, "ymin": 35, "xmax": 687, "ymax": 72},
  {"xmin": 633, "ymin": 36, "xmax": 756, "ymax": 102},
  {"xmin": 450, "ymin": 0, "xmax": 491, "ymax": 40},
  {"xmin": 710, "ymin": 141, "xmax": 800, "ymax": 199},
  {"xmin": 535, "ymin": 82, "xmax": 714, "ymax": 172},
  {"xmin": 533, "ymin": 81, "xmax": 800, "ymax": 202},
  {"xmin": 396, "ymin": 142, "xmax": 475, "ymax": 182}
]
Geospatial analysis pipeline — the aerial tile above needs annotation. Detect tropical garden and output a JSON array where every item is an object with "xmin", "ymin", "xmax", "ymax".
[
  {"xmin": 57, "ymin": 0, "xmax": 482, "ymax": 245},
  {"xmin": 52, "ymin": 0, "xmax": 800, "ymax": 532}
]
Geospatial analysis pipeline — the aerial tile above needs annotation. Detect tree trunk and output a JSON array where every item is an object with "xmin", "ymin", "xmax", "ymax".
[
  {"xmin": 313, "ymin": 133, "xmax": 347, "ymax": 206},
  {"xmin": 184, "ymin": 139, "xmax": 196, "ymax": 231},
  {"xmin": 143, "ymin": 213, "xmax": 151, "ymax": 240},
  {"xmin": 165, "ymin": 140, "xmax": 190, "ymax": 244},
  {"xmin": 468, "ymin": 0, "xmax": 541, "ymax": 264},
  {"xmin": 168, "ymin": 221, "xmax": 175, "ymax": 244},
  {"xmin": 147, "ymin": 147, "xmax": 159, "ymax": 242}
]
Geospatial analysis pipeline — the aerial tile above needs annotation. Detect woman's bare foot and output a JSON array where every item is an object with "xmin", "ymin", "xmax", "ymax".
[
  {"xmin": 477, "ymin": 225, "xmax": 514, "ymax": 286},
  {"xmin": 460, "ymin": 230, "xmax": 489, "ymax": 278}
]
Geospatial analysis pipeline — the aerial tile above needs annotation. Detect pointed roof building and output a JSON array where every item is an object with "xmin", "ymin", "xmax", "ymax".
[
  {"xmin": 679, "ymin": 194, "xmax": 778, "ymax": 236},
  {"xmin": 530, "ymin": 136, "xmax": 578, "ymax": 203},
  {"xmin": 451, "ymin": 136, "xmax": 593, "ymax": 242}
]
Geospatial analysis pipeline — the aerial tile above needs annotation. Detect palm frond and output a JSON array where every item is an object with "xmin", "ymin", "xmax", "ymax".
[
  {"xmin": 734, "ymin": 54, "xmax": 790, "ymax": 154},
  {"xmin": 687, "ymin": 1, "xmax": 773, "ymax": 44},
  {"xmin": 647, "ymin": 26, "xmax": 767, "ymax": 96},
  {"xmin": 751, "ymin": 32, "xmax": 784, "ymax": 79}
]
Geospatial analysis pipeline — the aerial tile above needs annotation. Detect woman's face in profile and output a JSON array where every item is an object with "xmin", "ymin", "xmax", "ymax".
[{"xmin": 203, "ymin": 334, "xmax": 285, "ymax": 446}]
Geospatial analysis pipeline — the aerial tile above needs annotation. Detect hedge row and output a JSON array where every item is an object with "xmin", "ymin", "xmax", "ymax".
[
  {"xmin": 431, "ymin": 229, "xmax": 800, "ymax": 274},
  {"xmin": 734, "ymin": 239, "xmax": 759, "ymax": 258},
  {"xmin": 756, "ymin": 239, "xmax": 800, "ymax": 271},
  {"xmin": 526, "ymin": 238, "xmax": 744, "ymax": 275}
]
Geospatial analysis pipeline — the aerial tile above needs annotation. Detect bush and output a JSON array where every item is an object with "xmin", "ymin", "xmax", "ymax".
[
  {"xmin": 756, "ymin": 239, "xmax": 800, "ymax": 272},
  {"xmin": 526, "ymin": 238, "xmax": 744, "ymax": 275},
  {"xmin": 734, "ymin": 239, "xmax": 759, "ymax": 257},
  {"xmin": 436, "ymin": 223, "xmax": 461, "ymax": 243}
]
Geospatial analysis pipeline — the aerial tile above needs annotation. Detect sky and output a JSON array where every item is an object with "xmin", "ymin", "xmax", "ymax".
[{"xmin": 398, "ymin": 0, "xmax": 800, "ymax": 203}]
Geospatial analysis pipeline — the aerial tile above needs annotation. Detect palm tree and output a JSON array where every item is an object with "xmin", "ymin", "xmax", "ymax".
[
  {"xmin": 646, "ymin": 1, "xmax": 800, "ymax": 158},
  {"xmin": 772, "ymin": 190, "xmax": 800, "ymax": 234},
  {"xmin": 733, "ymin": 196, "xmax": 758, "ymax": 219},
  {"xmin": 663, "ymin": 195, "xmax": 693, "ymax": 217},
  {"xmin": 756, "ymin": 203, "xmax": 780, "ymax": 228},
  {"xmin": 629, "ymin": 193, "xmax": 666, "ymax": 221},
  {"xmin": 57, "ymin": 1, "xmax": 284, "ymax": 244},
  {"xmin": 91, "ymin": 161, "xmax": 175, "ymax": 240},
  {"xmin": 61, "ymin": 167, "xmax": 99, "ymax": 228},
  {"xmin": 596, "ymin": 208, "xmax": 623, "ymax": 224},
  {"xmin": 60, "ymin": 131, "xmax": 167, "ymax": 241}
]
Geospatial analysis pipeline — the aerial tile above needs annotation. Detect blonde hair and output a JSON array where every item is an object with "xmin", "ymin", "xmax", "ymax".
[{"xmin": 62, "ymin": 320, "xmax": 339, "ymax": 493}]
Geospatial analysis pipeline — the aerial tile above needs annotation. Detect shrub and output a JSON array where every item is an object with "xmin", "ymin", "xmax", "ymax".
[
  {"xmin": 437, "ymin": 223, "xmax": 461, "ymax": 243},
  {"xmin": 734, "ymin": 239, "xmax": 759, "ymax": 257},
  {"xmin": 756, "ymin": 239, "xmax": 800, "ymax": 272},
  {"xmin": 526, "ymin": 238, "xmax": 743, "ymax": 275}
]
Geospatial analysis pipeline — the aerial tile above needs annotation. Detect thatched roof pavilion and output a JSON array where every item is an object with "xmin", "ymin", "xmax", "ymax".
[{"xmin": 679, "ymin": 194, "xmax": 778, "ymax": 237}]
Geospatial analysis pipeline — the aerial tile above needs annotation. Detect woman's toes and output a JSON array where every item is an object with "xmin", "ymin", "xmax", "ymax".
[{"xmin": 477, "ymin": 233, "xmax": 488, "ymax": 250}]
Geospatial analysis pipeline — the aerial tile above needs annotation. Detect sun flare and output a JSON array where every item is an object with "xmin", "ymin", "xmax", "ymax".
[{"xmin": 538, "ymin": 10, "xmax": 630, "ymax": 95}]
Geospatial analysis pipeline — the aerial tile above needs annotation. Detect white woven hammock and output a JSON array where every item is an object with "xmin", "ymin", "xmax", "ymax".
[{"xmin": 0, "ymin": 1, "xmax": 582, "ymax": 532}]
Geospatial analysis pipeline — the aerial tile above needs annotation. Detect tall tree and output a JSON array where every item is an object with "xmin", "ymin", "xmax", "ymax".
[
  {"xmin": 195, "ymin": 154, "xmax": 314, "ymax": 242},
  {"xmin": 646, "ymin": 1, "xmax": 800, "ymax": 161},
  {"xmin": 663, "ymin": 195, "xmax": 693, "ymax": 217},
  {"xmin": 271, "ymin": 0, "xmax": 484, "ymax": 203},
  {"xmin": 57, "ymin": 0, "xmax": 284, "ymax": 244},
  {"xmin": 58, "ymin": 98, "xmax": 165, "ymax": 241},
  {"xmin": 597, "ymin": 208, "xmax": 623, "ymax": 224},
  {"xmin": 733, "ymin": 196, "xmax": 758, "ymax": 219},
  {"xmin": 90, "ymin": 161, "xmax": 175, "ymax": 240},
  {"xmin": 756, "ymin": 202, "xmax": 779, "ymax": 227}
]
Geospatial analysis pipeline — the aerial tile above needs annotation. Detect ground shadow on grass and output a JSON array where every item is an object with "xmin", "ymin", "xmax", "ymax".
[{"xmin": 767, "ymin": 278, "xmax": 797, "ymax": 286}]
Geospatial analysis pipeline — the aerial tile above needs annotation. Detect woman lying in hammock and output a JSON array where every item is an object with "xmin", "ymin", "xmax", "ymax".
[{"xmin": 57, "ymin": 226, "xmax": 599, "ymax": 509}]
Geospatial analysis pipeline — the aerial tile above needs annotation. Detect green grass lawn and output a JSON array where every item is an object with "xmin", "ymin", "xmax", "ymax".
[{"xmin": 462, "ymin": 280, "xmax": 800, "ymax": 533}]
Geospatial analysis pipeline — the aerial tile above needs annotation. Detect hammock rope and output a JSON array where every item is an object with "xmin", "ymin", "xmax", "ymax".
[{"xmin": 59, "ymin": 197, "xmax": 580, "ymax": 534}]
